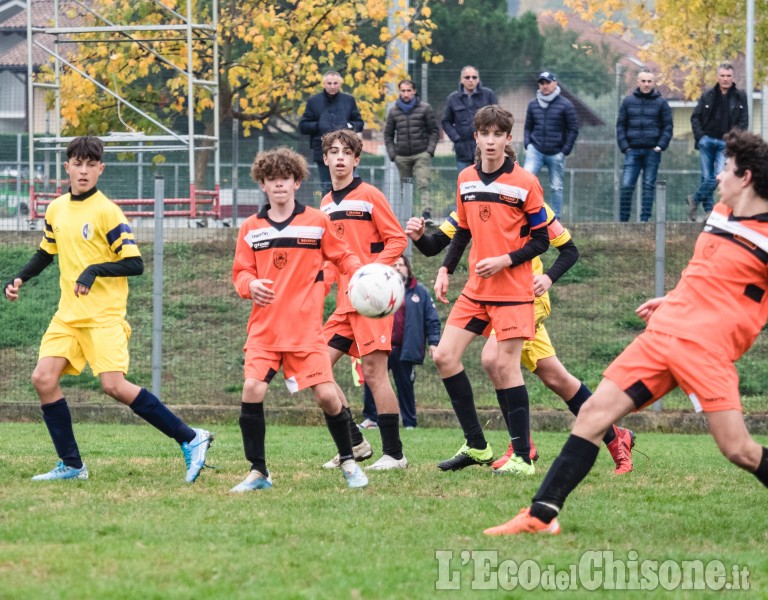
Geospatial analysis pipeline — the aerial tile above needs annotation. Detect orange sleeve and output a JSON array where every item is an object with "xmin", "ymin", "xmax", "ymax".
[
  {"xmin": 232, "ymin": 219, "xmax": 258, "ymax": 299},
  {"xmin": 371, "ymin": 191, "xmax": 408, "ymax": 266}
]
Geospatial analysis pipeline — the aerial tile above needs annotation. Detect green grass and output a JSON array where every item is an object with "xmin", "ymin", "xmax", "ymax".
[{"xmin": 1, "ymin": 423, "xmax": 766, "ymax": 599}]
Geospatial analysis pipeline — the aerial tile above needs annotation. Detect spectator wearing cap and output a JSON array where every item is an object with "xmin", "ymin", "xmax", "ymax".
[
  {"xmin": 441, "ymin": 65, "xmax": 498, "ymax": 172},
  {"xmin": 616, "ymin": 70, "xmax": 673, "ymax": 222},
  {"xmin": 523, "ymin": 71, "xmax": 579, "ymax": 218}
]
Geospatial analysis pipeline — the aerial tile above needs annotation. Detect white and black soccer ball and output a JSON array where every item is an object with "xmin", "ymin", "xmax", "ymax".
[{"xmin": 348, "ymin": 263, "xmax": 405, "ymax": 318}]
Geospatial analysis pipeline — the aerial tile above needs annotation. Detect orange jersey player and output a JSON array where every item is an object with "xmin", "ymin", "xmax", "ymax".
[
  {"xmin": 319, "ymin": 129, "xmax": 410, "ymax": 471},
  {"xmin": 486, "ymin": 129, "xmax": 768, "ymax": 536},
  {"xmin": 431, "ymin": 105, "xmax": 550, "ymax": 475},
  {"xmin": 230, "ymin": 147, "xmax": 367, "ymax": 492}
]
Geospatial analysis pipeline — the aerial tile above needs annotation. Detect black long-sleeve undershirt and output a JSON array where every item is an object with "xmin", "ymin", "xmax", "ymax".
[
  {"xmin": 545, "ymin": 239, "xmax": 579, "ymax": 284},
  {"xmin": 412, "ymin": 230, "xmax": 451, "ymax": 257},
  {"xmin": 76, "ymin": 257, "xmax": 144, "ymax": 288}
]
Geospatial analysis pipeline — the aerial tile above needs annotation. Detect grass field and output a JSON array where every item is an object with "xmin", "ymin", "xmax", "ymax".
[{"xmin": 1, "ymin": 423, "xmax": 766, "ymax": 599}]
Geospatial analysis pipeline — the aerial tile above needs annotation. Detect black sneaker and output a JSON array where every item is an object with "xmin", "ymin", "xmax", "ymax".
[{"xmin": 437, "ymin": 443, "xmax": 494, "ymax": 471}]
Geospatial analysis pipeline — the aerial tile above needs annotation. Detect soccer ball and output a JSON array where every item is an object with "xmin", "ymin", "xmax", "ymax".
[{"xmin": 348, "ymin": 263, "xmax": 405, "ymax": 318}]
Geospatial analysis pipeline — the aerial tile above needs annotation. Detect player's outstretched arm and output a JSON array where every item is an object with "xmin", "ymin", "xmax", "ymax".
[
  {"xmin": 4, "ymin": 278, "xmax": 22, "ymax": 302},
  {"xmin": 405, "ymin": 217, "xmax": 426, "ymax": 240},
  {"xmin": 636, "ymin": 296, "xmax": 667, "ymax": 323},
  {"xmin": 3, "ymin": 248, "xmax": 54, "ymax": 301}
]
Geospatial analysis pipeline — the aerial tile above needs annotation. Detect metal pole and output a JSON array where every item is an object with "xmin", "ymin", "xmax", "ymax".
[
  {"xmin": 568, "ymin": 169, "xmax": 574, "ymax": 221},
  {"xmin": 232, "ymin": 114, "xmax": 239, "ymax": 225},
  {"xmin": 652, "ymin": 180, "xmax": 666, "ymax": 412},
  {"xmin": 421, "ymin": 62, "xmax": 429, "ymax": 103},
  {"xmin": 16, "ymin": 133, "xmax": 22, "ymax": 230},
  {"xmin": 152, "ymin": 176, "xmax": 165, "ymax": 397},
  {"xmin": 746, "ymin": 0, "xmax": 754, "ymax": 130}
]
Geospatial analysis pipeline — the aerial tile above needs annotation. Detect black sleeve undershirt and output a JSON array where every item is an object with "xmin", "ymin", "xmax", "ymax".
[
  {"xmin": 412, "ymin": 230, "xmax": 452, "ymax": 257},
  {"xmin": 441, "ymin": 226, "xmax": 472, "ymax": 274},
  {"xmin": 507, "ymin": 226, "xmax": 549, "ymax": 267},
  {"xmin": 76, "ymin": 256, "xmax": 144, "ymax": 289},
  {"xmin": 544, "ymin": 239, "xmax": 579, "ymax": 284},
  {"xmin": 4, "ymin": 248, "xmax": 54, "ymax": 292}
]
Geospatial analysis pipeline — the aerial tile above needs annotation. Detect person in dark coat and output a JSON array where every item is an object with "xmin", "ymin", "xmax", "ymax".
[
  {"xmin": 441, "ymin": 66, "xmax": 498, "ymax": 172},
  {"xmin": 298, "ymin": 71, "xmax": 364, "ymax": 195},
  {"xmin": 689, "ymin": 62, "xmax": 749, "ymax": 221},
  {"xmin": 616, "ymin": 70, "xmax": 673, "ymax": 222},
  {"xmin": 523, "ymin": 71, "xmax": 579, "ymax": 218},
  {"xmin": 384, "ymin": 79, "xmax": 439, "ymax": 221},
  {"xmin": 360, "ymin": 255, "xmax": 441, "ymax": 429}
]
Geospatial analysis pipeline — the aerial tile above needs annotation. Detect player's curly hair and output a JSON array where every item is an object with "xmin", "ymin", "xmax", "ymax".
[
  {"xmin": 472, "ymin": 105, "xmax": 517, "ymax": 164},
  {"xmin": 66, "ymin": 136, "xmax": 103, "ymax": 161},
  {"xmin": 724, "ymin": 129, "xmax": 768, "ymax": 200},
  {"xmin": 321, "ymin": 129, "xmax": 363, "ymax": 157},
  {"xmin": 250, "ymin": 147, "xmax": 309, "ymax": 183}
]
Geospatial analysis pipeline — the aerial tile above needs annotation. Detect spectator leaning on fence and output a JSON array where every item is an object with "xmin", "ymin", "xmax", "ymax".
[
  {"xmin": 298, "ymin": 70, "xmax": 364, "ymax": 196},
  {"xmin": 616, "ymin": 70, "xmax": 673, "ymax": 222},
  {"xmin": 689, "ymin": 62, "xmax": 749, "ymax": 221},
  {"xmin": 523, "ymin": 71, "xmax": 579, "ymax": 219},
  {"xmin": 384, "ymin": 79, "xmax": 440, "ymax": 224},
  {"xmin": 441, "ymin": 66, "xmax": 498, "ymax": 173}
]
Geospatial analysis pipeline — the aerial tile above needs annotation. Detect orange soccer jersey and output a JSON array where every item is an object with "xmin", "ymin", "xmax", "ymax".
[
  {"xmin": 232, "ymin": 202, "xmax": 360, "ymax": 351},
  {"xmin": 646, "ymin": 203, "xmax": 768, "ymax": 362},
  {"xmin": 320, "ymin": 178, "xmax": 407, "ymax": 313},
  {"xmin": 455, "ymin": 159, "xmax": 547, "ymax": 302}
]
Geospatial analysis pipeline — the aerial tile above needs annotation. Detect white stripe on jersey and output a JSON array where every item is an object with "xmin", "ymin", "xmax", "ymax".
[
  {"xmin": 705, "ymin": 210, "xmax": 768, "ymax": 253},
  {"xmin": 321, "ymin": 199, "xmax": 375, "ymax": 216},
  {"xmin": 459, "ymin": 180, "xmax": 530, "ymax": 202},
  {"xmin": 244, "ymin": 225, "xmax": 325, "ymax": 246}
]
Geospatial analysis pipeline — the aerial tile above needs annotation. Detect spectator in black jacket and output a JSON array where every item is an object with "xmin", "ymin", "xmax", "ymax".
[
  {"xmin": 298, "ymin": 71, "xmax": 364, "ymax": 195},
  {"xmin": 384, "ymin": 79, "xmax": 439, "ymax": 222},
  {"xmin": 360, "ymin": 255, "xmax": 441, "ymax": 429},
  {"xmin": 616, "ymin": 70, "xmax": 673, "ymax": 222},
  {"xmin": 523, "ymin": 71, "xmax": 579, "ymax": 218},
  {"xmin": 689, "ymin": 63, "xmax": 749, "ymax": 221},
  {"xmin": 441, "ymin": 66, "xmax": 498, "ymax": 173}
]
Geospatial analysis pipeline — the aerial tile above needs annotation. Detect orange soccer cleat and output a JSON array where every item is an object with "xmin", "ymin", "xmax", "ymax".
[
  {"xmin": 606, "ymin": 426, "xmax": 636, "ymax": 474},
  {"xmin": 483, "ymin": 508, "xmax": 561, "ymax": 536}
]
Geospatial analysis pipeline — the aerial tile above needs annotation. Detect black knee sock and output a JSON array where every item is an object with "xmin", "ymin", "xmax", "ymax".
[
  {"xmin": 346, "ymin": 407, "xmax": 364, "ymax": 446},
  {"xmin": 130, "ymin": 388, "xmax": 195, "ymax": 444},
  {"xmin": 443, "ymin": 371, "xmax": 486, "ymax": 449},
  {"xmin": 565, "ymin": 382, "xmax": 591, "ymax": 417},
  {"xmin": 325, "ymin": 410, "xmax": 354, "ymax": 463},
  {"xmin": 495, "ymin": 389, "xmax": 510, "ymax": 432},
  {"xmin": 378, "ymin": 413, "xmax": 403, "ymax": 459},
  {"xmin": 754, "ymin": 447, "xmax": 768, "ymax": 487},
  {"xmin": 239, "ymin": 402, "xmax": 267, "ymax": 475},
  {"xmin": 41, "ymin": 398, "xmax": 83, "ymax": 469},
  {"xmin": 602, "ymin": 424, "xmax": 617, "ymax": 446},
  {"xmin": 501, "ymin": 385, "xmax": 530, "ymax": 463},
  {"xmin": 530, "ymin": 435, "xmax": 600, "ymax": 523}
]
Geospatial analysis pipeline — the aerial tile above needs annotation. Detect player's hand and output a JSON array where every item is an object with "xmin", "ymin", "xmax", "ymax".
[
  {"xmin": 636, "ymin": 296, "xmax": 666, "ymax": 323},
  {"xmin": 74, "ymin": 283, "xmax": 92, "ymax": 297},
  {"xmin": 533, "ymin": 274, "xmax": 553, "ymax": 297},
  {"xmin": 475, "ymin": 255, "xmax": 511, "ymax": 279},
  {"xmin": 405, "ymin": 217, "xmax": 425, "ymax": 240},
  {"xmin": 249, "ymin": 279, "xmax": 275, "ymax": 306},
  {"xmin": 434, "ymin": 269, "xmax": 450, "ymax": 304},
  {"xmin": 4, "ymin": 278, "xmax": 22, "ymax": 301}
]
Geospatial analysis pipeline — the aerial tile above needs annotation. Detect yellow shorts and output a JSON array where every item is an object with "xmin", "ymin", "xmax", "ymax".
[
  {"xmin": 244, "ymin": 344, "xmax": 334, "ymax": 394},
  {"xmin": 521, "ymin": 322, "xmax": 556, "ymax": 372},
  {"xmin": 39, "ymin": 316, "xmax": 131, "ymax": 376}
]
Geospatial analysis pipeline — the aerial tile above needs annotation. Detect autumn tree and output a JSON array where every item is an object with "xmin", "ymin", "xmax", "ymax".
[{"xmin": 559, "ymin": 0, "xmax": 768, "ymax": 98}]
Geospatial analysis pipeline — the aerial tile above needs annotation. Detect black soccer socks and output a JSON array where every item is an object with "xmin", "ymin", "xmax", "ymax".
[
  {"xmin": 444, "ymin": 370, "xmax": 487, "ymax": 450},
  {"xmin": 325, "ymin": 409, "xmax": 354, "ymax": 464},
  {"xmin": 239, "ymin": 402, "xmax": 267, "ymax": 475},
  {"xmin": 130, "ymin": 388, "xmax": 195, "ymax": 444},
  {"xmin": 41, "ymin": 398, "xmax": 83, "ymax": 469},
  {"xmin": 378, "ymin": 413, "xmax": 404, "ymax": 459}
]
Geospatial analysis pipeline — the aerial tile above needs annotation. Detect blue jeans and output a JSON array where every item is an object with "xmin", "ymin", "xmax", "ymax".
[
  {"xmin": 693, "ymin": 136, "xmax": 726, "ymax": 212},
  {"xmin": 619, "ymin": 148, "xmax": 662, "ymax": 222},
  {"xmin": 456, "ymin": 160, "xmax": 473, "ymax": 172},
  {"xmin": 362, "ymin": 347, "xmax": 417, "ymax": 427},
  {"xmin": 523, "ymin": 145, "xmax": 565, "ymax": 217}
]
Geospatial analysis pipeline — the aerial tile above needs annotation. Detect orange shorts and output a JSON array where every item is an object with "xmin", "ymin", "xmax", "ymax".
[
  {"xmin": 446, "ymin": 294, "xmax": 535, "ymax": 341},
  {"xmin": 243, "ymin": 345, "xmax": 334, "ymax": 394},
  {"xmin": 603, "ymin": 330, "xmax": 741, "ymax": 413},
  {"xmin": 323, "ymin": 310, "xmax": 393, "ymax": 358}
]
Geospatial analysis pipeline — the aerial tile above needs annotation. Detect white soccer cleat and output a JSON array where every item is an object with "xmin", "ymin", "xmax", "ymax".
[{"xmin": 365, "ymin": 454, "xmax": 408, "ymax": 471}]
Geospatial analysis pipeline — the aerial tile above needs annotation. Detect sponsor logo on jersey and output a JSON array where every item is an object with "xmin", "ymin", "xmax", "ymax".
[
  {"xmin": 298, "ymin": 238, "xmax": 317, "ymax": 245},
  {"xmin": 499, "ymin": 194, "xmax": 522, "ymax": 207},
  {"xmin": 479, "ymin": 205, "xmax": 491, "ymax": 221},
  {"xmin": 334, "ymin": 222, "xmax": 344, "ymax": 238},
  {"xmin": 252, "ymin": 241, "xmax": 270, "ymax": 250},
  {"xmin": 273, "ymin": 251, "xmax": 288, "ymax": 269},
  {"xmin": 465, "ymin": 194, "xmax": 476, "ymax": 201},
  {"xmin": 81, "ymin": 223, "xmax": 94, "ymax": 240},
  {"xmin": 346, "ymin": 210, "xmax": 364, "ymax": 218}
]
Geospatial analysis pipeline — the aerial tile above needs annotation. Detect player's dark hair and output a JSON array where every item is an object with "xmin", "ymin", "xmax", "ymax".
[
  {"xmin": 724, "ymin": 129, "xmax": 768, "ymax": 200},
  {"xmin": 472, "ymin": 105, "xmax": 517, "ymax": 163},
  {"xmin": 66, "ymin": 136, "xmax": 103, "ymax": 161},
  {"xmin": 250, "ymin": 147, "xmax": 309, "ymax": 183},
  {"xmin": 321, "ymin": 129, "xmax": 363, "ymax": 158},
  {"xmin": 397, "ymin": 254, "xmax": 415, "ymax": 283}
]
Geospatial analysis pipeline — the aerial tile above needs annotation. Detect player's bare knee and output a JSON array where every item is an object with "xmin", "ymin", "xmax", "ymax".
[
  {"xmin": 720, "ymin": 440, "xmax": 754, "ymax": 469},
  {"xmin": 31, "ymin": 368, "xmax": 56, "ymax": 395},
  {"xmin": 100, "ymin": 380, "xmax": 122, "ymax": 400},
  {"xmin": 432, "ymin": 347, "xmax": 456, "ymax": 374}
]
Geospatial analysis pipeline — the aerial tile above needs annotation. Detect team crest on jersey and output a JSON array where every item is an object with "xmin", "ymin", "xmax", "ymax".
[
  {"xmin": 273, "ymin": 251, "xmax": 288, "ymax": 269},
  {"xmin": 703, "ymin": 239, "xmax": 719, "ymax": 259},
  {"xmin": 81, "ymin": 223, "xmax": 94, "ymax": 240},
  {"xmin": 333, "ymin": 222, "xmax": 344, "ymax": 239},
  {"xmin": 479, "ymin": 205, "xmax": 491, "ymax": 221}
]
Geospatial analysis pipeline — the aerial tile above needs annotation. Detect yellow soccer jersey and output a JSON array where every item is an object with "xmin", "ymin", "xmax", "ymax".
[
  {"xmin": 40, "ymin": 190, "xmax": 141, "ymax": 327},
  {"xmin": 439, "ymin": 203, "xmax": 571, "ymax": 319}
]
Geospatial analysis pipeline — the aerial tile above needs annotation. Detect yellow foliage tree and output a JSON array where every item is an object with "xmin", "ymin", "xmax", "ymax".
[
  {"xmin": 55, "ymin": 0, "xmax": 440, "ymax": 145},
  {"xmin": 559, "ymin": 0, "xmax": 768, "ymax": 99}
]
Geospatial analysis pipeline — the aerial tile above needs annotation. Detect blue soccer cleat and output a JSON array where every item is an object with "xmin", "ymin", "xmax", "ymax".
[
  {"xmin": 181, "ymin": 428, "xmax": 214, "ymax": 483},
  {"xmin": 230, "ymin": 470, "xmax": 273, "ymax": 493},
  {"xmin": 31, "ymin": 461, "xmax": 89, "ymax": 481},
  {"xmin": 340, "ymin": 459, "xmax": 369, "ymax": 489}
]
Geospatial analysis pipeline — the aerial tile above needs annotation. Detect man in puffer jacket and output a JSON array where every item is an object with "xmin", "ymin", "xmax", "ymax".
[
  {"xmin": 523, "ymin": 71, "xmax": 579, "ymax": 218},
  {"xmin": 441, "ymin": 66, "xmax": 497, "ymax": 172},
  {"xmin": 384, "ymin": 79, "xmax": 439, "ymax": 221},
  {"xmin": 616, "ymin": 70, "xmax": 673, "ymax": 222}
]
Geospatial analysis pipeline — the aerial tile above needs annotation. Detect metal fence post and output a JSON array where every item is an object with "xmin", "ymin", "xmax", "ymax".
[
  {"xmin": 152, "ymin": 176, "xmax": 165, "ymax": 397},
  {"xmin": 400, "ymin": 178, "xmax": 414, "ymax": 259},
  {"xmin": 652, "ymin": 180, "xmax": 667, "ymax": 412}
]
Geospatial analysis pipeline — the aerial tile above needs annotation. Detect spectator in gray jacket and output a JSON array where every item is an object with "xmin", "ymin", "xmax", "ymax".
[
  {"xmin": 441, "ymin": 66, "xmax": 498, "ymax": 172},
  {"xmin": 523, "ymin": 71, "xmax": 579, "ymax": 218},
  {"xmin": 616, "ymin": 70, "xmax": 673, "ymax": 222},
  {"xmin": 384, "ymin": 80, "xmax": 439, "ymax": 222}
]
